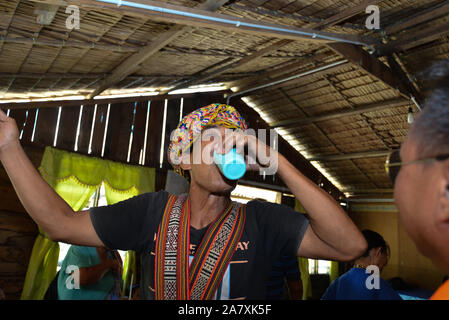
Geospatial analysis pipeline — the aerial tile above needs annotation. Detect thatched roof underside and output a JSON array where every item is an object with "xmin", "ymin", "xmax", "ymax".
[{"xmin": 1, "ymin": 0, "xmax": 449, "ymax": 197}]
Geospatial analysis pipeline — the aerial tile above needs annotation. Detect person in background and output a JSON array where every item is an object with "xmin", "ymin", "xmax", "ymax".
[
  {"xmin": 322, "ymin": 230, "xmax": 401, "ymax": 300},
  {"xmin": 0, "ymin": 287, "xmax": 5, "ymax": 300},
  {"xmin": 391, "ymin": 61, "xmax": 449, "ymax": 300},
  {"xmin": 57, "ymin": 246, "xmax": 122, "ymax": 300},
  {"xmin": 266, "ymin": 255, "xmax": 303, "ymax": 300}
]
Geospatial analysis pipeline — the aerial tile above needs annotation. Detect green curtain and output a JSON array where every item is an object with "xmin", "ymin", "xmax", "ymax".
[
  {"xmin": 294, "ymin": 200, "xmax": 341, "ymax": 298},
  {"xmin": 294, "ymin": 200, "xmax": 312, "ymax": 300},
  {"xmin": 20, "ymin": 227, "xmax": 61, "ymax": 300},
  {"xmin": 329, "ymin": 261, "xmax": 339, "ymax": 284},
  {"xmin": 21, "ymin": 146, "xmax": 155, "ymax": 300},
  {"xmin": 298, "ymin": 258, "xmax": 312, "ymax": 300},
  {"xmin": 121, "ymin": 250, "xmax": 136, "ymax": 297}
]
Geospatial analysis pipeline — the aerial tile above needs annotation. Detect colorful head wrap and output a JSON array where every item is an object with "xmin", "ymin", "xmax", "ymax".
[{"xmin": 168, "ymin": 103, "xmax": 247, "ymax": 173}]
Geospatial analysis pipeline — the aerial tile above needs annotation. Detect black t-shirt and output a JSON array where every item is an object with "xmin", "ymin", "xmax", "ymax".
[{"xmin": 90, "ymin": 191, "xmax": 309, "ymax": 300}]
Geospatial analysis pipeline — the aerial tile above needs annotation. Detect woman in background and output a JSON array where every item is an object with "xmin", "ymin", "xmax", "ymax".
[
  {"xmin": 57, "ymin": 246, "xmax": 122, "ymax": 300},
  {"xmin": 322, "ymin": 230, "xmax": 401, "ymax": 300}
]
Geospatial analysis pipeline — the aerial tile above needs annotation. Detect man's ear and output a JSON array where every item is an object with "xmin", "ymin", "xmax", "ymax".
[
  {"xmin": 369, "ymin": 247, "xmax": 381, "ymax": 261},
  {"xmin": 179, "ymin": 152, "xmax": 192, "ymax": 171}
]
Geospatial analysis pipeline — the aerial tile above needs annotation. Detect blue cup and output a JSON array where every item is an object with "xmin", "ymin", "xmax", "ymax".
[{"xmin": 213, "ymin": 148, "xmax": 246, "ymax": 180}]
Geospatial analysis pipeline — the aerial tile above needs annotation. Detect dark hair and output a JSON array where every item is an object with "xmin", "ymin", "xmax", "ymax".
[
  {"xmin": 411, "ymin": 60, "xmax": 449, "ymax": 156},
  {"xmin": 361, "ymin": 229, "xmax": 390, "ymax": 257}
]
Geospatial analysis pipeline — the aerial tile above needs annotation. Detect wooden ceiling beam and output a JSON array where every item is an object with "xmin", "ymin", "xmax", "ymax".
[
  {"xmin": 230, "ymin": 60, "xmax": 351, "ymax": 99},
  {"xmin": 327, "ymin": 43, "xmax": 416, "ymax": 101},
  {"xmin": 170, "ymin": 0, "xmax": 380, "ymax": 93},
  {"xmin": 159, "ymin": 39, "xmax": 293, "ymax": 95},
  {"xmin": 0, "ymin": 90, "xmax": 229, "ymax": 110},
  {"xmin": 29, "ymin": 0, "xmax": 366, "ymax": 44},
  {"xmin": 312, "ymin": 0, "xmax": 384, "ymax": 30},
  {"xmin": 384, "ymin": 1, "xmax": 449, "ymax": 35},
  {"xmin": 308, "ymin": 150, "xmax": 392, "ymax": 162},
  {"xmin": 0, "ymin": 36, "xmax": 140, "ymax": 52},
  {"xmin": 84, "ymin": 0, "xmax": 230, "ymax": 99},
  {"xmin": 271, "ymin": 98, "xmax": 409, "ymax": 127},
  {"xmin": 378, "ymin": 21, "xmax": 449, "ymax": 55}
]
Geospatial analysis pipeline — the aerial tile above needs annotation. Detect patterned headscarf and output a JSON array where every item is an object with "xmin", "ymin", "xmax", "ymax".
[{"xmin": 168, "ymin": 103, "xmax": 247, "ymax": 173}]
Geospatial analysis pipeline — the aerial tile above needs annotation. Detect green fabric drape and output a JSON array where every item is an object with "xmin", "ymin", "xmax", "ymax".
[
  {"xmin": 294, "ymin": 200, "xmax": 341, "ymax": 298},
  {"xmin": 21, "ymin": 146, "xmax": 155, "ymax": 300},
  {"xmin": 294, "ymin": 200, "xmax": 312, "ymax": 300},
  {"xmin": 298, "ymin": 258, "xmax": 312, "ymax": 300},
  {"xmin": 329, "ymin": 261, "xmax": 339, "ymax": 284},
  {"xmin": 121, "ymin": 250, "xmax": 136, "ymax": 297},
  {"xmin": 20, "ymin": 227, "xmax": 61, "ymax": 300}
]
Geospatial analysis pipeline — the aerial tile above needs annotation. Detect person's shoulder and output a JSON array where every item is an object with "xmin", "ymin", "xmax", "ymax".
[
  {"xmin": 337, "ymin": 268, "xmax": 369, "ymax": 287},
  {"xmin": 245, "ymin": 199, "xmax": 285, "ymax": 211},
  {"xmin": 139, "ymin": 190, "xmax": 170, "ymax": 201},
  {"xmin": 245, "ymin": 200, "xmax": 301, "ymax": 217},
  {"xmin": 126, "ymin": 190, "xmax": 170, "ymax": 208}
]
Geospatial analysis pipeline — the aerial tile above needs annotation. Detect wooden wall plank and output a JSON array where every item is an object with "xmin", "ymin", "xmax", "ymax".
[
  {"xmin": 129, "ymin": 101, "xmax": 148, "ymax": 165},
  {"xmin": 76, "ymin": 104, "xmax": 95, "ymax": 154},
  {"xmin": 20, "ymin": 109, "xmax": 37, "ymax": 143},
  {"xmin": 90, "ymin": 104, "xmax": 109, "ymax": 157},
  {"xmin": 0, "ymin": 276, "xmax": 28, "ymax": 300},
  {"xmin": 162, "ymin": 99, "xmax": 182, "ymax": 170},
  {"xmin": 33, "ymin": 107, "xmax": 59, "ymax": 147},
  {"xmin": 9, "ymin": 109, "xmax": 28, "ymax": 143},
  {"xmin": 105, "ymin": 102, "xmax": 135, "ymax": 163},
  {"xmin": 56, "ymin": 106, "xmax": 80, "ymax": 151},
  {"xmin": 145, "ymin": 99, "xmax": 164, "ymax": 168}
]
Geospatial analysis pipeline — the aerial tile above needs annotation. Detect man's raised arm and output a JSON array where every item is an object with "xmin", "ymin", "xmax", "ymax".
[
  {"xmin": 0, "ymin": 109, "xmax": 104, "ymax": 247},
  {"xmin": 276, "ymin": 154, "xmax": 367, "ymax": 261}
]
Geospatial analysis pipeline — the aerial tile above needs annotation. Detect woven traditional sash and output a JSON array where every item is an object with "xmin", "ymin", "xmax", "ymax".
[{"xmin": 154, "ymin": 194, "xmax": 246, "ymax": 300}]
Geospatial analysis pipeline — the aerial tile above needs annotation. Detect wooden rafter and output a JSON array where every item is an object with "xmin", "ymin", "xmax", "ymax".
[
  {"xmin": 85, "ymin": 0, "xmax": 230, "ymax": 99},
  {"xmin": 278, "ymin": 88, "xmax": 379, "ymax": 188},
  {"xmin": 172, "ymin": 0, "xmax": 380, "ymax": 94},
  {"xmin": 29, "ymin": 0, "xmax": 366, "ymax": 44},
  {"xmin": 384, "ymin": 1, "xmax": 449, "ymax": 35},
  {"xmin": 0, "ymin": 90, "xmax": 229, "ymax": 110},
  {"xmin": 233, "ymin": 61, "xmax": 351, "ymax": 97},
  {"xmin": 271, "ymin": 98, "xmax": 409, "ymax": 127},
  {"xmin": 378, "ymin": 22, "xmax": 449, "ymax": 55},
  {"xmin": 308, "ymin": 150, "xmax": 392, "ymax": 162},
  {"xmin": 312, "ymin": 0, "xmax": 384, "ymax": 30},
  {"xmin": 159, "ymin": 39, "xmax": 293, "ymax": 95},
  {"xmin": 327, "ymin": 43, "xmax": 416, "ymax": 101}
]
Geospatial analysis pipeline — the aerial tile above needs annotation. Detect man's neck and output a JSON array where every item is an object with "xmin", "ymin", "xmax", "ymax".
[
  {"xmin": 353, "ymin": 258, "xmax": 370, "ymax": 269},
  {"xmin": 189, "ymin": 183, "xmax": 231, "ymax": 230}
]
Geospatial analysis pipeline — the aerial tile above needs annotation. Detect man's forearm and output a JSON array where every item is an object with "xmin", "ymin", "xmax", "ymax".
[
  {"xmin": 0, "ymin": 141, "xmax": 73, "ymax": 238},
  {"xmin": 276, "ymin": 154, "xmax": 364, "ymax": 255}
]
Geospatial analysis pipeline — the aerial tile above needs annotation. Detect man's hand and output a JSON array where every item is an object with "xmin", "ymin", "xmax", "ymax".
[
  {"xmin": 0, "ymin": 109, "xmax": 20, "ymax": 155},
  {"xmin": 216, "ymin": 129, "xmax": 278, "ymax": 173},
  {"xmin": 97, "ymin": 247, "xmax": 122, "ymax": 275}
]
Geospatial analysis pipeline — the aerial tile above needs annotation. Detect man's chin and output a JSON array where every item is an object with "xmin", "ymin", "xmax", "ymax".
[{"xmin": 210, "ymin": 178, "xmax": 237, "ymax": 195}]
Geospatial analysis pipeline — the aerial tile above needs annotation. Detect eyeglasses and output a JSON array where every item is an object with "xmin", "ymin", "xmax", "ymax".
[{"xmin": 385, "ymin": 150, "xmax": 449, "ymax": 185}]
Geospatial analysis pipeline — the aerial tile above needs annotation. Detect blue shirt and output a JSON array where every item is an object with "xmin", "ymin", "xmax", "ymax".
[
  {"xmin": 321, "ymin": 268, "xmax": 402, "ymax": 300},
  {"xmin": 57, "ymin": 246, "xmax": 116, "ymax": 300}
]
